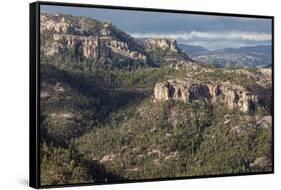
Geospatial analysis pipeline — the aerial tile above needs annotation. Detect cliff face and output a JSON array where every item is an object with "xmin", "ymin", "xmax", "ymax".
[
  {"xmin": 44, "ymin": 34, "xmax": 100, "ymax": 58},
  {"xmin": 154, "ymin": 78, "xmax": 259, "ymax": 113},
  {"xmin": 40, "ymin": 13, "xmax": 195, "ymax": 69},
  {"xmin": 40, "ymin": 13, "xmax": 148, "ymax": 66}
]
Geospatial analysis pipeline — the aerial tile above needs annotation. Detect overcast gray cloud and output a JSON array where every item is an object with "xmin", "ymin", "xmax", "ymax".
[{"xmin": 41, "ymin": 5, "xmax": 272, "ymax": 50}]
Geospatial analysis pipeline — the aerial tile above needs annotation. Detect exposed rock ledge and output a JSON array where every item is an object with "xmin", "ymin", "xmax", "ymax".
[
  {"xmin": 145, "ymin": 38, "xmax": 178, "ymax": 52},
  {"xmin": 154, "ymin": 78, "xmax": 258, "ymax": 113}
]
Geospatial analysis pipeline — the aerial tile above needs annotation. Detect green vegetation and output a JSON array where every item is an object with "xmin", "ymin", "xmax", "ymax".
[
  {"xmin": 145, "ymin": 46, "xmax": 187, "ymax": 66},
  {"xmin": 72, "ymin": 99, "xmax": 271, "ymax": 179},
  {"xmin": 39, "ymin": 13, "xmax": 272, "ymax": 186},
  {"xmin": 41, "ymin": 144, "xmax": 92, "ymax": 185},
  {"xmin": 40, "ymin": 143, "xmax": 123, "ymax": 186},
  {"xmin": 40, "ymin": 62, "xmax": 272, "ymax": 185},
  {"xmin": 194, "ymin": 69, "xmax": 253, "ymax": 87}
]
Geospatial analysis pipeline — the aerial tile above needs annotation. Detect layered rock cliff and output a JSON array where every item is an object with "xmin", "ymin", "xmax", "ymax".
[
  {"xmin": 154, "ymin": 78, "xmax": 259, "ymax": 113},
  {"xmin": 40, "ymin": 13, "xmax": 195, "ymax": 69},
  {"xmin": 40, "ymin": 13, "xmax": 148, "ymax": 67}
]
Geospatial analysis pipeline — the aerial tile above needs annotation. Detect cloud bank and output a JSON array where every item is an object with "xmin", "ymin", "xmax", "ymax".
[
  {"xmin": 130, "ymin": 31, "xmax": 271, "ymax": 50},
  {"xmin": 131, "ymin": 31, "xmax": 271, "ymax": 41}
]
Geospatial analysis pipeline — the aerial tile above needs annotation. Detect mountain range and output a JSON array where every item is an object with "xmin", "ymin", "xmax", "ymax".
[{"xmin": 178, "ymin": 43, "xmax": 272, "ymax": 68}]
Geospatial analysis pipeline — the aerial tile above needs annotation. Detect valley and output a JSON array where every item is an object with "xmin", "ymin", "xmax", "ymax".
[{"xmin": 39, "ymin": 12, "xmax": 273, "ymax": 185}]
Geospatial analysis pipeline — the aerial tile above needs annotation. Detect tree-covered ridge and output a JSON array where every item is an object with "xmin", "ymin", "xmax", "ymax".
[{"xmin": 40, "ymin": 63, "xmax": 272, "ymax": 185}]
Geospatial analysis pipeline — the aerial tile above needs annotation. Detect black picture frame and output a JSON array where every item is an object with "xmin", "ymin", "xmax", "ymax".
[{"xmin": 30, "ymin": 1, "xmax": 274, "ymax": 188}]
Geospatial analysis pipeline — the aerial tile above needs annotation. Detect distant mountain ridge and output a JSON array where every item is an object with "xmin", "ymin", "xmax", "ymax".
[
  {"xmin": 178, "ymin": 43, "xmax": 209, "ymax": 55},
  {"xmin": 222, "ymin": 45, "xmax": 272, "ymax": 55},
  {"xmin": 178, "ymin": 44, "xmax": 272, "ymax": 68}
]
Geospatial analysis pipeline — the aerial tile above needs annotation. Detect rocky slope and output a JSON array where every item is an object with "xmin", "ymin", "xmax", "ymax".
[
  {"xmin": 40, "ymin": 13, "xmax": 193, "ymax": 69},
  {"xmin": 41, "ymin": 13, "xmax": 150, "ymax": 67}
]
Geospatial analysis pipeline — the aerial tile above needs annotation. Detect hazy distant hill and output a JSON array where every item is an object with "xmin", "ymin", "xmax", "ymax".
[
  {"xmin": 183, "ymin": 45, "xmax": 272, "ymax": 68},
  {"xmin": 223, "ymin": 45, "xmax": 271, "ymax": 55},
  {"xmin": 178, "ymin": 43, "xmax": 209, "ymax": 55}
]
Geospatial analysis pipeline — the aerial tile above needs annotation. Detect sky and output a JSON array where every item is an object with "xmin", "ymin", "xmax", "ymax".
[{"xmin": 41, "ymin": 5, "xmax": 272, "ymax": 50}]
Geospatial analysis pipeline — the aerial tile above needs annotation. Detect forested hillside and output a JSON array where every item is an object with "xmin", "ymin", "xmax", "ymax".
[{"xmin": 39, "ymin": 13, "xmax": 273, "ymax": 186}]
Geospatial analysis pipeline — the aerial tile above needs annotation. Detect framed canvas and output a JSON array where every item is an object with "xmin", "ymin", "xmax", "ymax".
[{"xmin": 29, "ymin": 1, "xmax": 274, "ymax": 188}]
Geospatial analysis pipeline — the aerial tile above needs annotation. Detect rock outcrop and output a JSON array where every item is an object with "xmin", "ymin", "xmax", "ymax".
[
  {"xmin": 154, "ymin": 78, "xmax": 258, "ymax": 113},
  {"xmin": 145, "ymin": 38, "xmax": 178, "ymax": 52},
  {"xmin": 154, "ymin": 79, "xmax": 211, "ymax": 103},
  {"xmin": 44, "ymin": 33, "xmax": 147, "ymax": 62},
  {"xmin": 41, "ymin": 13, "xmax": 147, "ymax": 65},
  {"xmin": 41, "ymin": 14, "xmax": 71, "ymax": 34},
  {"xmin": 45, "ymin": 34, "xmax": 100, "ymax": 58},
  {"xmin": 109, "ymin": 39, "xmax": 147, "ymax": 62}
]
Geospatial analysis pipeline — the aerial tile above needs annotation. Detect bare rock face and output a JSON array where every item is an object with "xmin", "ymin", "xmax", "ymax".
[
  {"xmin": 43, "ymin": 33, "xmax": 147, "ymax": 62},
  {"xmin": 45, "ymin": 34, "xmax": 100, "ymax": 59},
  {"xmin": 109, "ymin": 40, "xmax": 147, "ymax": 62},
  {"xmin": 41, "ymin": 15, "xmax": 71, "ymax": 34},
  {"xmin": 259, "ymin": 68, "xmax": 271, "ymax": 77},
  {"xmin": 145, "ymin": 38, "xmax": 178, "ymax": 52},
  {"xmin": 41, "ymin": 13, "xmax": 147, "ymax": 64},
  {"xmin": 154, "ymin": 79, "xmax": 211, "ymax": 103},
  {"xmin": 154, "ymin": 78, "xmax": 258, "ymax": 113},
  {"xmin": 218, "ymin": 82, "xmax": 258, "ymax": 112}
]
